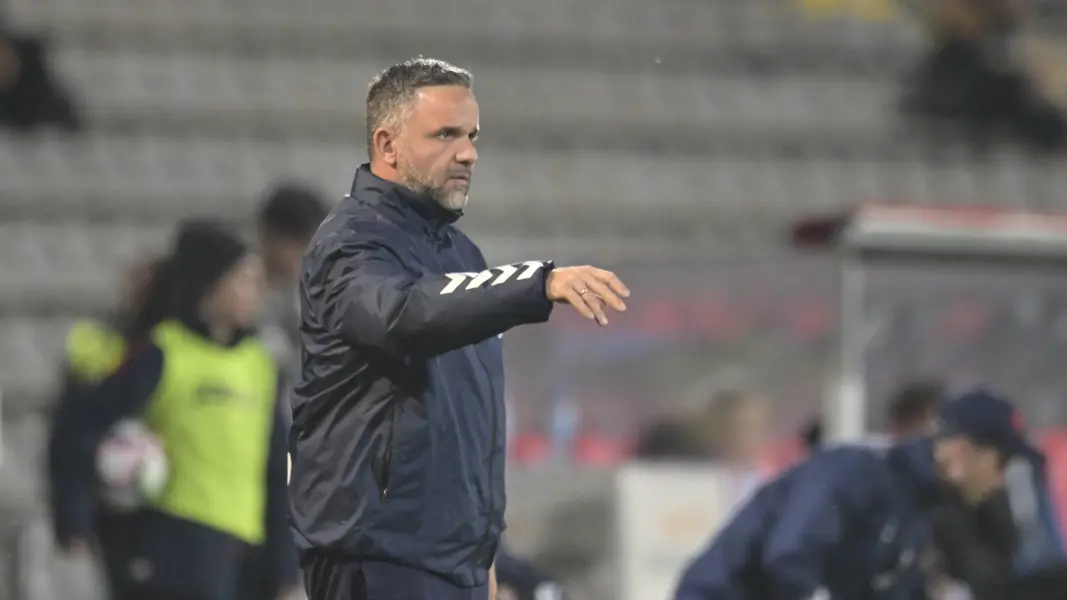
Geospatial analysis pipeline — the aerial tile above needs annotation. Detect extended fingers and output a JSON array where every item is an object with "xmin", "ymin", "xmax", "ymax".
[
  {"xmin": 584, "ymin": 277, "xmax": 627, "ymax": 313},
  {"xmin": 565, "ymin": 287, "xmax": 596, "ymax": 321},
  {"xmin": 593, "ymin": 269, "xmax": 630, "ymax": 298}
]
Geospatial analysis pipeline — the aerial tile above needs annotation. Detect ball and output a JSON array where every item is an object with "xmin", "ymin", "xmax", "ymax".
[{"xmin": 95, "ymin": 419, "xmax": 168, "ymax": 510}]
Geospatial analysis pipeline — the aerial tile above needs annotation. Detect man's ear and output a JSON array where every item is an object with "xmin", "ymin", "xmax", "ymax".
[{"xmin": 373, "ymin": 128, "xmax": 399, "ymax": 168}]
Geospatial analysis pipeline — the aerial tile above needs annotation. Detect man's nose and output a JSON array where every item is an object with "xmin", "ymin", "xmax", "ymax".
[{"xmin": 455, "ymin": 139, "xmax": 478, "ymax": 166}]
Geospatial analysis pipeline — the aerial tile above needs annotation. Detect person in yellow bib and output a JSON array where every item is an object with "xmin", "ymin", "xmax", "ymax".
[
  {"xmin": 52, "ymin": 221, "xmax": 296, "ymax": 600},
  {"xmin": 49, "ymin": 256, "xmax": 162, "ymax": 558}
]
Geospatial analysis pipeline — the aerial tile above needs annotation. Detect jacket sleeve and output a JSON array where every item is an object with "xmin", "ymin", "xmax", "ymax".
[
  {"xmin": 262, "ymin": 379, "xmax": 299, "ymax": 589},
  {"xmin": 318, "ymin": 235, "xmax": 554, "ymax": 356},
  {"xmin": 761, "ymin": 454, "xmax": 875, "ymax": 600},
  {"xmin": 47, "ymin": 372, "xmax": 93, "ymax": 546},
  {"xmin": 1005, "ymin": 449, "xmax": 1067, "ymax": 572},
  {"xmin": 673, "ymin": 483, "xmax": 774, "ymax": 600},
  {"xmin": 47, "ymin": 344, "xmax": 164, "ymax": 542}
]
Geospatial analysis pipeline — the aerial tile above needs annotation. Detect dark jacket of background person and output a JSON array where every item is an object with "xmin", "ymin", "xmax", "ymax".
[
  {"xmin": 674, "ymin": 441, "xmax": 938, "ymax": 600},
  {"xmin": 288, "ymin": 166, "xmax": 555, "ymax": 588},
  {"xmin": 49, "ymin": 224, "xmax": 296, "ymax": 600},
  {"xmin": 931, "ymin": 489, "xmax": 1016, "ymax": 600},
  {"xmin": 932, "ymin": 446, "xmax": 1066, "ymax": 599},
  {"xmin": 48, "ymin": 257, "xmax": 163, "ymax": 550},
  {"xmin": 0, "ymin": 25, "xmax": 82, "ymax": 132},
  {"xmin": 977, "ymin": 563, "xmax": 1067, "ymax": 600},
  {"xmin": 48, "ymin": 315, "xmax": 147, "ymax": 597}
]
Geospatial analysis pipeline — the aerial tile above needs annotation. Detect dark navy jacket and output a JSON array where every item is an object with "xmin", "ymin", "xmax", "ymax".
[
  {"xmin": 287, "ymin": 165, "xmax": 554, "ymax": 587},
  {"xmin": 674, "ymin": 442, "xmax": 939, "ymax": 600}
]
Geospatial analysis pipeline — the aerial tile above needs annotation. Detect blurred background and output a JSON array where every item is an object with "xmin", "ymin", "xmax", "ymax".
[{"xmin": 3, "ymin": 0, "xmax": 1067, "ymax": 598}]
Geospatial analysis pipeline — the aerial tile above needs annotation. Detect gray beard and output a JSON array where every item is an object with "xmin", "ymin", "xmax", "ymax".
[{"xmin": 399, "ymin": 172, "xmax": 466, "ymax": 212}]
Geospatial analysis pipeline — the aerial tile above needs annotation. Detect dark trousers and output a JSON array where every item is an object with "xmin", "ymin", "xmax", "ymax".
[
  {"xmin": 98, "ymin": 510, "xmax": 242, "ymax": 600},
  {"xmin": 302, "ymin": 552, "xmax": 488, "ymax": 600}
]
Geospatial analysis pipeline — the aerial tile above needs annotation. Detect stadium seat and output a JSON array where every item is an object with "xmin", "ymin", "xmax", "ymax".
[{"xmin": 50, "ymin": 47, "xmax": 905, "ymax": 144}]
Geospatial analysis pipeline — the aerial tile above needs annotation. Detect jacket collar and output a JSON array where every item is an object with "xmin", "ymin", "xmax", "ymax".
[{"xmin": 351, "ymin": 164, "xmax": 462, "ymax": 230}]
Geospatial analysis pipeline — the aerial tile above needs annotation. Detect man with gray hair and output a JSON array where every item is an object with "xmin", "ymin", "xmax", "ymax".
[{"xmin": 288, "ymin": 58, "xmax": 630, "ymax": 600}]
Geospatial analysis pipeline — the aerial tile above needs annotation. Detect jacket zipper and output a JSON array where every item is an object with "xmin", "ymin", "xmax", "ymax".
[
  {"xmin": 474, "ymin": 352, "xmax": 501, "ymax": 551},
  {"xmin": 487, "ymin": 396, "xmax": 498, "ymax": 523}
]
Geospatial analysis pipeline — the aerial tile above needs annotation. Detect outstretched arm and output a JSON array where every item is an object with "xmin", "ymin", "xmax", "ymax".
[{"xmin": 319, "ymin": 237, "xmax": 554, "ymax": 356}]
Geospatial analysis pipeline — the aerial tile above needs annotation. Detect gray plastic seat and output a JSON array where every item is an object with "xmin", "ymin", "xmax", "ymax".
[
  {"xmin": 10, "ymin": 0, "xmax": 927, "ymax": 55},
  {"xmin": 3, "ymin": 133, "xmax": 1065, "ymax": 225},
  {"xmin": 54, "ymin": 48, "xmax": 900, "ymax": 136},
  {"xmin": 0, "ymin": 222, "xmax": 169, "ymax": 312},
  {"xmin": 0, "ymin": 319, "xmax": 73, "ymax": 407}
]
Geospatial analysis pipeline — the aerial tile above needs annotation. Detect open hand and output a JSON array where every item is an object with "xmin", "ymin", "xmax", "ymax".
[{"xmin": 546, "ymin": 266, "xmax": 630, "ymax": 326}]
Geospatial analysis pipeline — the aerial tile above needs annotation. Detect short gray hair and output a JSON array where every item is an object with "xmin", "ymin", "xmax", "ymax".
[{"xmin": 365, "ymin": 58, "xmax": 473, "ymax": 157}]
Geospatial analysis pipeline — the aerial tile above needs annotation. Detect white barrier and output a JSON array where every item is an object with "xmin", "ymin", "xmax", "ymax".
[{"xmin": 614, "ymin": 464, "xmax": 752, "ymax": 600}]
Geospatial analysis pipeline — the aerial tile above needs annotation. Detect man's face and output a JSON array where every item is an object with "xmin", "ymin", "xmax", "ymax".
[
  {"xmin": 388, "ymin": 85, "xmax": 479, "ymax": 211},
  {"xmin": 933, "ymin": 434, "xmax": 1002, "ymax": 502}
]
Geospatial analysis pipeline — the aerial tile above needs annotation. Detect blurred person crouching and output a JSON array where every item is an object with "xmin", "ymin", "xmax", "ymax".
[
  {"xmin": 49, "ymin": 221, "xmax": 297, "ymax": 600},
  {"xmin": 928, "ymin": 397, "xmax": 1066, "ymax": 600}
]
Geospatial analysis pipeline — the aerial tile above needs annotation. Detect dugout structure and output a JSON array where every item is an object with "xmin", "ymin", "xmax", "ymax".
[{"xmin": 795, "ymin": 205, "xmax": 1067, "ymax": 441}]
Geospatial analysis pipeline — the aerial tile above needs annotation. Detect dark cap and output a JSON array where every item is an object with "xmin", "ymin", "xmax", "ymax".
[{"xmin": 936, "ymin": 388, "xmax": 1027, "ymax": 455}]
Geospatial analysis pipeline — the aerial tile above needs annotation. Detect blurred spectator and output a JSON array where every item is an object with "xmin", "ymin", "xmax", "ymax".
[
  {"xmin": 930, "ymin": 438, "xmax": 1067, "ymax": 600},
  {"xmin": 799, "ymin": 379, "xmax": 941, "ymax": 453},
  {"xmin": 49, "ymin": 221, "xmax": 297, "ymax": 600},
  {"xmin": 887, "ymin": 379, "xmax": 945, "ymax": 439},
  {"xmin": 634, "ymin": 388, "xmax": 770, "ymax": 469},
  {"xmin": 702, "ymin": 389, "xmax": 771, "ymax": 468},
  {"xmin": 48, "ymin": 256, "xmax": 164, "ymax": 558},
  {"xmin": 0, "ymin": 22, "xmax": 82, "ymax": 132},
  {"xmin": 256, "ymin": 182, "xmax": 329, "ymax": 386},
  {"xmin": 258, "ymin": 182, "xmax": 329, "ymax": 289},
  {"xmin": 799, "ymin": 415, "xmax": 824, "ymax": 452},
  {"xmin": 634, "ymin": 411, "xmax": 712, "ymax": 461},
  {"xmin": 901, "ymin": 0, "xmax": 1067, "ymax": 152}
]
